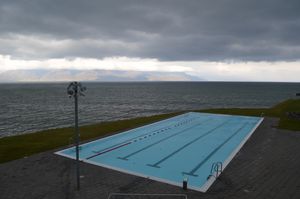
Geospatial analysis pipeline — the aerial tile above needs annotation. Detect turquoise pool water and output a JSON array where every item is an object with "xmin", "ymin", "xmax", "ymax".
[{"xmin": 56, "ymin": 112, "xmax": 263, "ymax": 192}]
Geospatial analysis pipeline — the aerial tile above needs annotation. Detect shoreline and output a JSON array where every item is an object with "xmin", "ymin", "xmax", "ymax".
[{"xmin": 0, "ymin": 99, "xmax": 299, "ymax": 163}]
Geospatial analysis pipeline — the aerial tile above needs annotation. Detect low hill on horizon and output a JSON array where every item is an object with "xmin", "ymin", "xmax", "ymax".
[{"xmin": 0, "ymin": 69, "xmax": 202, "ymax": 82}]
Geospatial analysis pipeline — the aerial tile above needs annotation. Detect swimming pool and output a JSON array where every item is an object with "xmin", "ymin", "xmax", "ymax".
[{"xmin": 56, "ymin": 112, "xmax": 263, "ymax": 192}]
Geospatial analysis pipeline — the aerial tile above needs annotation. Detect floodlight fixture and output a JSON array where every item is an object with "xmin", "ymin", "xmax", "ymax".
[{"xmin": 67, "ymin": 81, "xmax": 86, "ymax": 191}]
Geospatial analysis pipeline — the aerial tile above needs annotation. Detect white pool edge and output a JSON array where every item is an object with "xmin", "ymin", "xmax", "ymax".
[
  {"xmin": 198, "ymin": 117, "xmax": 264, "ymax": 192},
  {"xmin": 55, "ymin": 115, "xmax": 264, "ymax": 193}
]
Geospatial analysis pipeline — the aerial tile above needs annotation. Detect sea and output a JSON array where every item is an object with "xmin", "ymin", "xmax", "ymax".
[{"xmin": 0, "ymin": 82, "xmax": 299, "ymax": 137}]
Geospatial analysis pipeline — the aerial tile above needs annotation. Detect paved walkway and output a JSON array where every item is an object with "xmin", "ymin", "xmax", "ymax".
[{"xmin": 1, "ymin": 118, "xmax": 300, "ymax": 199}]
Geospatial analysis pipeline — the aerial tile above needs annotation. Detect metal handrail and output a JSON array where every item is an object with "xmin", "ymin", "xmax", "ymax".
[{"xmin": 207, "ymin": 161, "xmax": 223, "ymax": 180}]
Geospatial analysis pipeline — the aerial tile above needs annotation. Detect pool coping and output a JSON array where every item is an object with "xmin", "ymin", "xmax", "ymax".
[
  {"xmin": 55, "ymin": 113, "xmax": 264, "ymax": 192},
  {"xmin": 199, "ymin": 117, "xmax": 264, "ymax": 192}
]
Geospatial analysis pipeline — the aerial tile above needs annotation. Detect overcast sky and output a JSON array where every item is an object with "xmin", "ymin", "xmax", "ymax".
[{"xmin": 0, "ymin": 0, "xmax": 300, "ymax": 81}]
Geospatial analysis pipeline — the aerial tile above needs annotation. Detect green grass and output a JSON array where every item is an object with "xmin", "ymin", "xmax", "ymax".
[
  {"xmin": 0, "ymin": 112, "xmax": 183, "ymax": 163},
  {"xmin": 199, "ymin": 99, "xmax": 300, "ymax": 130},
  {"xmin": 0, "ymin": 99, "xmax": 299, "ymax": 163}
]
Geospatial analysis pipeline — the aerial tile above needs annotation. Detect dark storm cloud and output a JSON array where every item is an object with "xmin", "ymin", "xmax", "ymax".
[{"xmin": 0, "ymin": 0, "xmax": 300, "ymax": 61}]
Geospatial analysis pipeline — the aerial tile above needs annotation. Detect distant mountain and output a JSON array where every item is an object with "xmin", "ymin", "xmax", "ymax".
[{"xmin": 0, "ymin": 69, "xmax": 202, "ymax": 82}]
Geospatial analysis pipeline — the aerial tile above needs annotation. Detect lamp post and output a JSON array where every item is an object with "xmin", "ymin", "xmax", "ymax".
[{"xmin": 67, "ymin": 81, "xmax": 86, "ymax": 191}]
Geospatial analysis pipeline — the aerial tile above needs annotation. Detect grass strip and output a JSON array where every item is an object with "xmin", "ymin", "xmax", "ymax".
[
  {"xmin": 199, "ymin": 99, "xmax": 300, "ymax": 130},
  {"xmin": 0, "ymin": 112, "xmax": 183, "ymax": 163},
  {"xmin": 0, "ymin": 99, "xmax": 299, "ymax": 163}
]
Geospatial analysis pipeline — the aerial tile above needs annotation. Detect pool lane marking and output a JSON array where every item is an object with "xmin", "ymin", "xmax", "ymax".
[
  {"xmin": 118, "ymin": 118, "xmax": 212, "ymax": 161},
  {"xmin": 86, "ymin": 142, "xmax": 132, "ymax": 160},
  {"xmin": 147, "ymin": 119, "xmax": 231, "ymax": 168},
  {"xmin": 182, "ymin": 122, "xmax": 248, "ymax": 177},
  {"xmin": 91, "ymin": 117, "xmax": 197, "ymax": 154}
]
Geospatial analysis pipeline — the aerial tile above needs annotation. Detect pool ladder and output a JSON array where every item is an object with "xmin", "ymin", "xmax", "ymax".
[{"xmin": 207, "ymin": 162, "xmax": 223, "ymax": 180}]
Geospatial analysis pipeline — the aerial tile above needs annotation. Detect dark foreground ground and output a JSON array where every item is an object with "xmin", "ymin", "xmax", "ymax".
[{"xmin": 1, "ymin": 117, "xmax": 300, "ymax": 199}]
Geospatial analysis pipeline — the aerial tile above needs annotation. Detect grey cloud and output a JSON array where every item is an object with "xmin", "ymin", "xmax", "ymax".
[{"xmin": 0, "ymin": 0, "xmax": 300, "ymax": 61}]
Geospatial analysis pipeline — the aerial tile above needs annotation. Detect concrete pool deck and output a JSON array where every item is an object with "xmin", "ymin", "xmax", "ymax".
[{"xmin": 1, "ymin": 117, "xmax": 300, "ymax": 199}]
